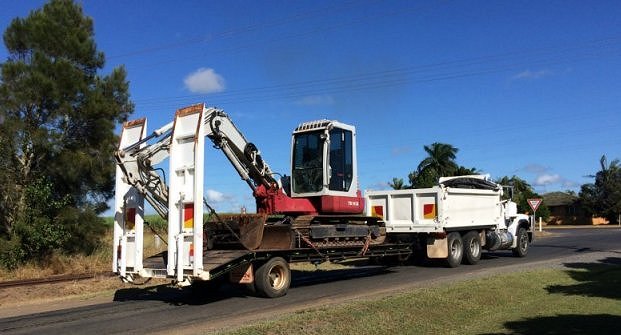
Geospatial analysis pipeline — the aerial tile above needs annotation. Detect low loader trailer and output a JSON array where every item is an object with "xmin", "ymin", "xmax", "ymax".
[{"xmin": 113, "ymin": 103, "xmax": 532, "ymax": 298}]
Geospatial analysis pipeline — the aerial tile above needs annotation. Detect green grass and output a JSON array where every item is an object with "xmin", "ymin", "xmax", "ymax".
[{"xmin": 220, "ymin": 259, "xmax": 621, "ymax": 335}]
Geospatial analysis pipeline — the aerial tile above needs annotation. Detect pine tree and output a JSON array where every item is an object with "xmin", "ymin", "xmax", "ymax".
[{"xmin": 0, "ymin": 0, "xmax": 133, "ymax": 267}]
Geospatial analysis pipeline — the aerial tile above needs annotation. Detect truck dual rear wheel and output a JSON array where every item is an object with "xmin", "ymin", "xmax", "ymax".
[
  {"xmin": 512, "ymin": 227, "xmax": 529, "ymax": 257},
  {"xmin": 254, "ymin": 257, "xmax": 291, "ymax": 298},
  {"xmin": 446, "ymin": 232, "xmax": 463, "ymax": 268},
  {"xmin": 462, "ymin": 231, "xmax": 482, "ymax": 265}
]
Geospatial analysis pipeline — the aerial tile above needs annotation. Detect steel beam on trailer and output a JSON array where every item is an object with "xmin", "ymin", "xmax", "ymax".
[
  {"xmin": 167, "ymin": 104, "xmax": 205, "ymax": 278},
  {"xmin": 113, "ymin": 119, "xmax": 147, "ymax": 276}
]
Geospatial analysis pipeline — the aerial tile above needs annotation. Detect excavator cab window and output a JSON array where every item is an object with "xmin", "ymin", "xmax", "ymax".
[
  {"xmin": 292, "ymin": 131, "xmax": 324, "ymax": 193},
  {"xmin": 328, "ymin": 128, "xmax": 353, "ymax": 192}
]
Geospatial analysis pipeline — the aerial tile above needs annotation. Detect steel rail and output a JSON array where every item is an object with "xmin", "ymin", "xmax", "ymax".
[{"xmin": 0, "ymin": 272, "xmax": 115, "ymax": 288}]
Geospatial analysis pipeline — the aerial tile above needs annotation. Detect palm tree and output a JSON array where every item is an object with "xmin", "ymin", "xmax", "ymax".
[
  {"xmin": 417, "ymin": 142, "xmax": 459, "ymax": 179},
  {"xmin": 596, "ymin": 155, "xmax": 620, "ymax": 183},
  {"xmin": 496, "ymin": 175, "xmax": 533, "ymax": 198},
  {"xmin": 454, "ymin": 165, "xmax": 479, "ymax": 176},
  {"xmin": 589, "ymin": 155, "xmax": 621, "ymax": 223},
  {"xmin": 388, "ymin": 178, "xmax": 406, "ymax": 190}
]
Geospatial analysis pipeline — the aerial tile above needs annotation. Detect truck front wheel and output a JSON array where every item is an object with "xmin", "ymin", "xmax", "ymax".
[
  {"xmin": 446, "ymin": 232, "xmax": 463, "ymax": 268},
  {"xmin": 512, "ymin": 227, "xmax": 529, "ymax": 257},
  {"xmin": 462, "ymin": 231, "xmax": 481, "ymax": 265},
  {"xmin": 254, "ymin": 257, "xmax": 291, "ymax": 298}
]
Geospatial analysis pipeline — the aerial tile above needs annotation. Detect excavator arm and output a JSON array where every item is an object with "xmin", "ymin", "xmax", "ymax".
[{"xmin": 204, "ymin": 109, "xmax": 278, "ymax": 192}]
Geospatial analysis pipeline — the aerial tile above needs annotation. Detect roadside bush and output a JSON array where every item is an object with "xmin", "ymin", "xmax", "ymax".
[
  {"xmin": 57, "ymin": 207, "xmax": 107, "ymax": 255},
  {"xmin": 0, "ymin": 178, "xmax": 106, "ymax": 270},
  {"xmin": 0, "ymin": 237, "xmax": 26, "ymax": 270}
]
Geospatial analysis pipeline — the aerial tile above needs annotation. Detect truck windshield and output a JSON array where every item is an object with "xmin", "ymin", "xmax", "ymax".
[{"xmin": 292, "ymin": 131, "xmax": 323, "ymax": 193}]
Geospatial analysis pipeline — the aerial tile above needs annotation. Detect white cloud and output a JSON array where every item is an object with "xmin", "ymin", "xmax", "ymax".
[
  {"xmin": 184, "ymin": 68, "xmax": 225, "ymax": 93},
  {"xmin": 295, "ymin": 95, "xmax": 334, "ymax": 106},
  {"xmin": 205, "ymin": 189, "xmax": 234, "ymax": 203},
  {"xmin": 512, "ymin": 69, "xmax": 552, "ymax": 80},
  {"xmin": 519, "ymin": 164, "xmax": 579, "ymax": 191},
  {"xmin": 534, "ymin": 174, "xmax": 561, "ymax": 186}
]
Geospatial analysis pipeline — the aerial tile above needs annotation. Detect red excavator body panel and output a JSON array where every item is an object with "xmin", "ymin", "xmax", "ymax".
[{"xmin": 254, "ymin": 185, "xmax": 364, "ymax": 216}]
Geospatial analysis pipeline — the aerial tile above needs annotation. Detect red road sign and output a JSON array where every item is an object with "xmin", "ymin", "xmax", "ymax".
[{"xmin": 527, "ymin": 198, "xmax": 543, "ymax": 212}]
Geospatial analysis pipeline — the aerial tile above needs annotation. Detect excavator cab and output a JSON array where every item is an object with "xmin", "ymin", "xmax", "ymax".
[{"xmin": 290, "ymin": 120, "xmax": 358, "ymax": 199}]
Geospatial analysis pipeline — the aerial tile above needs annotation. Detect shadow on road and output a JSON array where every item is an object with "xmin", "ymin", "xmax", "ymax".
[
  {"xmin": 112, "ymin": 281, "xmax": 247, "ymax": 306},
  {"xmin": 291, "ymin": 266, "xmax": 392, "ymax": 288},
  {"xmin": 112, "ymin": 265, "xmax": 393, "ymax": 306}
]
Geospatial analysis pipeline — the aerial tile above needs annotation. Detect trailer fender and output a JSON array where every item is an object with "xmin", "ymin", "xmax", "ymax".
[{"xmin": 426, "ymin": 235, "xmax": 448, "ymax": 259}]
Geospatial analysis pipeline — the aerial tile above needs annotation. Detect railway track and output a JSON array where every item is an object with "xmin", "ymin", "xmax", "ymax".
[{"xmin": 0, "ymin": 272, "xmax": 115, "ymax": 288}]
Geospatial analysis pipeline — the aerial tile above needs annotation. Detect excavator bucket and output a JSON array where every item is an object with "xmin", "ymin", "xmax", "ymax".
[
  {"xmin": 258, "ymin": 224, "xmax": 295, "ymax": 250},
  {"xmin": 206, "ymin": 214, "xmax": 294, "ymax": 251},
  {"xmin": 237, "ymin": 214, "xmax": 265, "ymax": 250}
]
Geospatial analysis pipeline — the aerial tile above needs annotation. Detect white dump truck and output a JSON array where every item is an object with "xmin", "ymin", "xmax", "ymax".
[{"xmin": 366, "ymin": 175, "xmax": 532, "ymax": 267}]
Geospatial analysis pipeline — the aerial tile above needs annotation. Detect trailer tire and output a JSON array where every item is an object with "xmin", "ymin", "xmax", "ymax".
[
  {"xmin": 446, "ymin": 232, "xmax": 463, "ymax": 268},
  {"xmin": 254, "ymin": 257, "xmax": 291, "ymax": 298},
  {"xmin": 512, "ymin": 227, "xmax": 529, "ymax": 257},
  {"xmin": 462, "ymin": 231, "xmax": 481, "ymax": 265}
]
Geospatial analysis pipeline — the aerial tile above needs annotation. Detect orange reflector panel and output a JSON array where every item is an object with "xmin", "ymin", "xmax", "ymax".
[
  {"xmin": 189, "ymin": 243, "xmax": 194, "ymax": 263},
  {"xmin": 183, "ymin": 203, "xmax": 194, "ymax": 229},
  {"xmin": 423, "ymin": 203, "xmax": 436, "ymax": 219},
  {"xmin": 371, "ymin": 205, "xmax": 384, "ymax": 219}
]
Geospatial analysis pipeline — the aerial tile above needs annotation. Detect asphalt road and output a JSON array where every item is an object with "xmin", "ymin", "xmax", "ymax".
[{"xmin": 1, "ymin": 228, "xmax": 620, "ymax": 334}]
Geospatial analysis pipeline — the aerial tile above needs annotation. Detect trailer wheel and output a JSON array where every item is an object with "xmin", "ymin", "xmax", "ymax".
[
  {"xmin": 512, "ymin": 227, "xmax": 529, "ymax": 257},
  {"xmin": 254, "ymin": 257, "xmax": 291, "ymax": 298},
  {"xmin": 462, "ymin": 231, "xmax": 481, "ymax": 265},
  {"xmin": 446, "ymin": 232, "xmax": 463, "ymax": 268}
]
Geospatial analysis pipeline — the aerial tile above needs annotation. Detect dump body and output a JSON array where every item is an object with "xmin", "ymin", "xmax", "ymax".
[
  {"xmin": 364, "ymin": 176, "xmax": 533, "ymax": 267},
  {"xmin": 365, "ymin": 185, "xmax": 508, "ymax": 233}
]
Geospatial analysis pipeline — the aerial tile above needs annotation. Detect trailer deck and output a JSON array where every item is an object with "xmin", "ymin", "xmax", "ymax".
[{"xmin": 135, "ymin": 242, "xmax": 412, "ymax": 282}]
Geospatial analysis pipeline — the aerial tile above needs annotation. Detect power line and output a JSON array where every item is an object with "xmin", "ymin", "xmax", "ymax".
[
  {"xmin": 132, "ymin": 35, "xmax": 621, "ymax": 111},
  {"xmin": 107, "ymin": 0, "xmax": 387, "ymax": 60},
  {"xmin": 119, "ymin": 0, "xmax": 450, "ymax": 70}
]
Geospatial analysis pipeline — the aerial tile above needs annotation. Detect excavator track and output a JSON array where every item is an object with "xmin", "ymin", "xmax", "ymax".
[
  {"xmin": 205, "ymin": 214, "xmax": 386, "ymax": 251},
  {"xmin": 293, "ymin": 215, "xmax": 386, "ymax": 248}
]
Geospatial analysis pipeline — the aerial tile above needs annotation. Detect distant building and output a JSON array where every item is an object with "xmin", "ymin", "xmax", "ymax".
[{"xmin": 543, "ymin": 192, "xmax": 608, "ymax": 225}]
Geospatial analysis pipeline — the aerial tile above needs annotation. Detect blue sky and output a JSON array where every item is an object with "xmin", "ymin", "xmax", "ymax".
[{"xmin": 1, "ymin": 1, "xmax": 620, "ymax": 213}]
